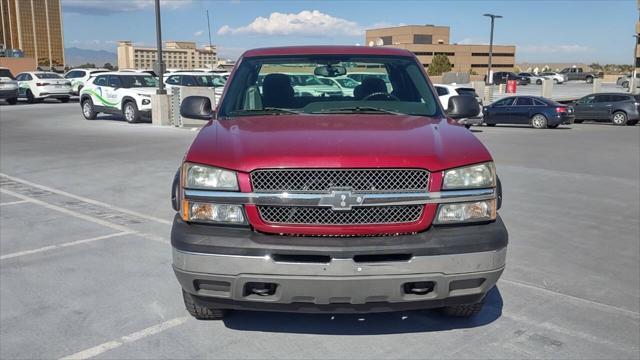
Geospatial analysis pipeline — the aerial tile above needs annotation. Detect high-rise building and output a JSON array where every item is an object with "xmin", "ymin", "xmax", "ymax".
[
  {"xmin": 365, "ymin": 25, "xmax": 515, "ymax": 73},
  {"xmin": 0, "ymin": 0, "xmax": 65, "ymax": 69},
  {"xmin": 117, "ymin": 41, "xmax": 217, "ymax": 71}
]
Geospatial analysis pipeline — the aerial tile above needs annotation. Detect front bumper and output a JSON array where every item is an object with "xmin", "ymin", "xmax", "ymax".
[{"xmin": 172, "ymin": 215, "xmax": 508, "ymax": 312}]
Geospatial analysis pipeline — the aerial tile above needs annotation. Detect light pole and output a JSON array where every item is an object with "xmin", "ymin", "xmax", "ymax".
[
  {"xmin": 631, "ymin": 34, "xmax": 639, "ymax": 93},
  {"xmin": 483, "ymin": 13, "xmax": 502, "ymax": 85},
  {"xmin": 154, "ymin": 0, "xmax": 166, "ymax": 94}
]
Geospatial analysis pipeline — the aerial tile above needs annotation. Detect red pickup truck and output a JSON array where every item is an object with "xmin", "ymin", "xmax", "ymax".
[{"xmin": 171, "ymin": 46, "xmax": 507, "ymax": 319}]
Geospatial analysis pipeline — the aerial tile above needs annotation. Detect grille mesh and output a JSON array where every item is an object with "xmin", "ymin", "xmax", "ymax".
[
  {"xmin": 251, "ymin": 169, "xmax": 429, "ymax": 193},
  {"xmin": 258, "ymin": 205, "xmax": 423, "ymax": 225}
]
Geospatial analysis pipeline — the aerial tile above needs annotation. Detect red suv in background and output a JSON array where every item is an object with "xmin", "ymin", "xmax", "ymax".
[{"xmin": 171, "ymin": 46, "xmax": 507, "ymax": 319}]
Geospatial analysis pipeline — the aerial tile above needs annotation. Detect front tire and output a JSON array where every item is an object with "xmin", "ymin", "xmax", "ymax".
[
  {"xmin": 585, "ymin": 76, "xmax": 593, "ymax": 84},
  {"xmin": 6, "ymin": 97, "xmax": 18, "ymax": 105},
  {"xmin": 531, "ymin": 114, "xmax": 548, "ymax": 129},
  {"xmin": 123, "ymin": 101, "xmax": 140, "ymax": 123},
  {"xmin": 82, "ymin": 98, "xmax": 97, "ymax": 120},
  {"xmin": 26, "ymin": 90, "xmax": 36, "ymax": 104},
  {"xmin": 621, "ymin": 81, "xmax": 629, "ymax": 89},
  {"xmin": 612, "ymin": 111, "xmax": 627, "ymax": 126},
  {"xmin": 182, "ymin": 290, "xmax": 227, "ymax": 320},
  {"xmin": 60, "ymin": 96, "xmax": 70, "ymax": 103},
  {"xmin": 441, "ymin": 298, "xmax": 485, "ymax": 317},
  {"xmin": 553, "ymin": 79, "xmax": 559, "ymax": 84},
  {"xmin": 536, "ymin": 79, "xmax": 542, "ymax": 85}
]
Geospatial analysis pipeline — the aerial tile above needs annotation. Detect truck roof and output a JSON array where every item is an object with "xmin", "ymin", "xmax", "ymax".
[{"xmin": 242, "ymin": 45, "xmax": 414, "ymax": 58}]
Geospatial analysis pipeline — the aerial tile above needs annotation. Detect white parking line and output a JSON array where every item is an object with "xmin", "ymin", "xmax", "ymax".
[
  {"xmin": 58, "ymin": 316, "xmax": 189, "ymax": 360},
  {"xmin": 0, "ymin": 188, "xmax": 169, "ymax": 244},
  {"xmin": 0, "ymin": 200, "xmax": 29, "ymax": 206},
  {"xmin": 0, "ymin": 232, "xmax": 131, "ymax": 260},
  {"xmin": 0, "ymin": 173, "xmax": 172, "ymax": 225}
]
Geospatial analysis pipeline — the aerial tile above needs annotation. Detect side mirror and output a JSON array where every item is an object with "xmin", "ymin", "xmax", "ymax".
[
  {"xmin": 446, "ymin": 96, "xmax": 480, "ymax": 120},
  {"xmin": 180, "ymin": 96, "xmax": 214, "ymax": 120}
]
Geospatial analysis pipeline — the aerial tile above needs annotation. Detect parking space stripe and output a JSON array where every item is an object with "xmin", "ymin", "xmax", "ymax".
[
  {"xmin": 0, "ymin": 173, "xmax": 172, "ymax": 225},
  {"xmin": 0, "ymin": 188, "xmax": 169, "ymax": 244},
  {"xmin": 58, "ymin": 316, "xmax": 189, "ymax": 360},
  {"xmin": 0, "ymin": 232, "xmax": 131, "ymax": 260},
  {"xmin": 0, "ymin": 200, "xmax": 29, "ymax": 206},
  {"xmin": 502, "ymin": 278, "xmax": 640, "ymax": 319}
]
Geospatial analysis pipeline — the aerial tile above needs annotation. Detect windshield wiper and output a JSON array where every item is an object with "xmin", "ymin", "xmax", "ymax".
[
  {"xmin": 311, "ymin": 106, "xmax": 403, "ymax": 115},
  {"xmin": 230, "ymin": 107, "xmax": 302, "ymax": 115}
]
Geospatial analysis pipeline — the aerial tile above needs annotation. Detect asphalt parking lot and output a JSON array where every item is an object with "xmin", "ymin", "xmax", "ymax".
[{"xmin": 1, "ymin": 100, "xmax": 639, "ymax": 359}]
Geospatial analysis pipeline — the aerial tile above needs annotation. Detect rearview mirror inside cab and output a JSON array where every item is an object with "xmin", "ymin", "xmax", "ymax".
[
  {"xmin": 446, "ymin": 96, "xmax": 480, "ymax": 120},
  {"xmin": 180, "ymin": 96, "xmax": 214, "ymax": 120},
  {"xmin": 314, "ymin": 65, "xmax": 347, "ymax": 77}
]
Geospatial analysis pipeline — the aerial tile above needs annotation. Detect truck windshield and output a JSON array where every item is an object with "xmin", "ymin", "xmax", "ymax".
[{"xmin": 219, "ymin": 55, "xmax": 440, "ymax": 118}]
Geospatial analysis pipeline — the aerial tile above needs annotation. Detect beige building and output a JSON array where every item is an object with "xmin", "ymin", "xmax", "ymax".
[
  {"xmin": 365, "ymin": 25, "xmax": 515, "ymax": 73},
  {"xmin": 0, "ymin": 0, "xmax": 65, "ymax": 69},
  {"xmin": 117, "ymin": 41, "xmax": 217, "ymax": 70}
]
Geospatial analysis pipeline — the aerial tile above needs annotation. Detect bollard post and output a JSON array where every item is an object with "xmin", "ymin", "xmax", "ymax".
[
  {"xmin": 471, "ymin": 81, "xmax": 485, "ymax": 101},
  {"xmin": 151, "ymin": 94, "xmax": 171, "ymax": 126},
  {"xmin": 484, "ymin": 85, "xmax": 493, "ymax": 104},
  {"xmin": 541, "ymin": 79, "xmax": 553, "ymax": 98},
  {"xmin": 592, "ymin": 78, "xmax": 602, "ymax": 93},
  {"xmin": 498, "ymin": 84, "xmax": 504, "ymax": 94}
]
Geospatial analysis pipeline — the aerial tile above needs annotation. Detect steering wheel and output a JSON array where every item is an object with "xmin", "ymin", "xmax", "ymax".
[{"xmin": 362, "ymin": 92, "xmax": 400, "ymax": 101}]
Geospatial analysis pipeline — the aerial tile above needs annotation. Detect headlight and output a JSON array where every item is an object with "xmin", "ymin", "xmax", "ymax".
[
  {"xmin": 182, "ymin": 201, "xmax": 246, "ymax": 224},
  {"xmin": 435, "ymin": 199, "xmax": 496, "ymax": 224},
  {"xmin": 183, "ymin": 163, "xmax": 238, "ymax": 190},
  {"xmin": 442, "ymin": 162, "xmax": 496, "ymax": 189}
]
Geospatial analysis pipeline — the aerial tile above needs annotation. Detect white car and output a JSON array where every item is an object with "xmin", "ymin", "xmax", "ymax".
[
  {"xmin": 518, "ymin": 72, "xmax": 547, "ymax": 85},
  {"xmin": 538, "ymin": 72, "xmax": 567, "ymax": 84},
  {"xmin": 433, "ymin": 83, "xmax": 483, "ymax": 128},
  {"xmin": 79, "ymin": 71, "xmax": 157, "ymax": 123},
  {"xmin": 64, "ymin": 68, "xmax": 109, "ymax": 95},
  {"xmin": 163, "ymin": 72, "xmax": 225, "ymax": 97},
  {"xmin": 317, "ymin": 76, "xmax": 360, "ymax": 96},
  {"xmin": 0, "ymin": 67, "xmax": 19, "ymax": 105},
  {"xmin": 15, "ymin": 71, "xmax": 72, "ymax": 103}
]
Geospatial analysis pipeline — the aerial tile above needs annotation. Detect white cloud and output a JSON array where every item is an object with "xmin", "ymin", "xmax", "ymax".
[
  {"xmin": 194, "ymin": 30, "xmax": 205, "ymax": 37},
  {"xmin": 62, "ymin": 0, "xmax": 191, "ymax": 15},
  {"xmin": 519, "ymin": 44, "xmax": 593, "ymax": 53},
  {"xmin": 218, "ymin": 10, "xmax": 363, "ymax": 37}
]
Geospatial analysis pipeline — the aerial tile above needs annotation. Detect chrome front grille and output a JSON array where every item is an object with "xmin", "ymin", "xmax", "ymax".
[
  {"xmin": 258, "ymin": 205, "xmax": 423, "ymax": 225},
  {"xmin": 251, "ymin": 169, "xmax": 429, "ymax": 193}
]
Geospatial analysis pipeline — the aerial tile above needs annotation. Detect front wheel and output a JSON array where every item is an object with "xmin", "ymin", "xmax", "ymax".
[
  {"xmin": 585, "ymin": 76, "xmax": 593, "ymax": 84},
  {"xmin": 26, "ymin": 90, "xmax": 36, "ymax": 104},
  {"xmin": 82, "ymin": 99, "xmax": 97, "ymax": 120},
  {"xmin": 123, "ymin": 101, "xmax": 140, "ymax": 123},
  {"xmin": 440, "ymin": 298, "xmax": 485, "ymax": 317},
  {"xmin": 531, "ymin": 114, "xmax": 548, "ymax": 129},
  {"xmin": 6, "ymin": 97, "xmax": 18, "ymax": 105},
  {"xmin": 612, "ymin": 111, "xmax": 627, "ymax": 126},
  {"xmin": 621, "ymin": 81, "xmax": 629, "ymax": 89},
  {"xmin": 553, "ymin": 79, "xmax": 559, "ymax": 84},
  {"xmin": 182, "ymin": 290, "xmax": 227, "ymax": 320},
  {"xmin": 464, "ymin": 124, "xmax": 471, "ymax": 129},
  {"xmin": 536, "ymin": 79, "xmax": 542, "ymax": 85},
  {"xmin": 60, "ymin": 97, "xmax": 70, "ymax": 103}
]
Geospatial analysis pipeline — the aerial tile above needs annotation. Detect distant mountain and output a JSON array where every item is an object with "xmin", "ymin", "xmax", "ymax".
[{"xmin": 64, "ymin": 47, "xmax": 116, "ymax": 67}]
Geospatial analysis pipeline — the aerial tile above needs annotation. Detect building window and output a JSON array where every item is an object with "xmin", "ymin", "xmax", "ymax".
[
  {"xmin": 471, "ymin": 63, "xmax": 514, "ymax": 68},
  {"xmin": 434, "ymin": 52, "xmax": 455, "ymax": 56},
  {"xmin": 471, "ymin": 53, "xmax": 514, "ymax": 57},
  {"xmin": 413, "ymin": 34, "xmax": 432, "ymax": 44},
  {"xmin": 380, "ymin": 36, "xmax": 392, "ymax": 45},
  {"xmin": 413, "ymin": 52, "xmax": 433, "ymax": 56}
]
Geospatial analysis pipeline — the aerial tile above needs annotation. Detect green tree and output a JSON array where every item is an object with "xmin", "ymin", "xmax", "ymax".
[
  {"xmin": 76, "ymin": 63, "xmax": 96, "ymax": 68},
  {"xmin": 103, "ymin": 63, "xmax": 115, "ymax": 70},
  {"xmin": 428, "ymin": 54, "xmax": 452, "ymax": 76}
]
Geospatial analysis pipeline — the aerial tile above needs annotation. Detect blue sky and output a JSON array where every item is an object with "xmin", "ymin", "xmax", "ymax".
[{"xmin": 61, "ymin": 0, "xmax": 637, "ymax": 64}]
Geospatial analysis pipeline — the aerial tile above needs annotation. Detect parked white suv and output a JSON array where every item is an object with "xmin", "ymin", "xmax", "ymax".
[
  {"xmin": 163, "ymin": 72, "xmax": 225, "ymax": 97},
  {"xmin": 64, "ymin": 68, "xmax": 109, "ymax": 95},
  {"xmin": 433, "ymin": 84, "xmax": 483, "ymax": 128},
  {"xmin": 0, "ymin": 67, "xmax": 19, "ymax": 105},
  {"xmin": 15, "ymin": 71, "xmax": 72, "ymax": 103},
  {"xmin": 79, "ymin": 72, "xmax": 157, "ymax": 123}
]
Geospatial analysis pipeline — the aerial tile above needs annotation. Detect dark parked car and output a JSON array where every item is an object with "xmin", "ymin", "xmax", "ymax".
[
  {"xmin": 483, "ymin": 96, "xmax": 574, "ymax": 129},
  {"xmin": 572, "ymin": 93, "xmax": 640, "ymax": 126},
  {"xmin": 492, "ymin": 72, "xmax": 530, "ymax": 85}
]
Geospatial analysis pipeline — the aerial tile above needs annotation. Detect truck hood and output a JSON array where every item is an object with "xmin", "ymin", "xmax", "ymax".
[{"xmin": 185, "ymin": 114, "xmax": 493, "ymax": 173}]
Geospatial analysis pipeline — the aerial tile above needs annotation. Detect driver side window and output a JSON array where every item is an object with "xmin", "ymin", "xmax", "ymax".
[{"xmin": 94, "ymin": 76, "xmax": 107, "ymax": 86}]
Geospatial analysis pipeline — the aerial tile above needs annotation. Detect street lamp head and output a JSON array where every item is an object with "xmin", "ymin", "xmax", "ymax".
[{"xmin": 483, "ymin": 13, "xmax": 503, "ymax": 18}]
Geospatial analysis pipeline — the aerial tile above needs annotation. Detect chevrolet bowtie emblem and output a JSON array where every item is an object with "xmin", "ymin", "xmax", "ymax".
[{"xmin": 319, "ymin": 189, "xmax": 364, "ymax": 211}]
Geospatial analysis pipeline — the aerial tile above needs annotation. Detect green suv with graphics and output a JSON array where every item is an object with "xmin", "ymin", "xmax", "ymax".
[{"xmin": 80, "ymin": 72, "xmax": 157, "ymax": 123}]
